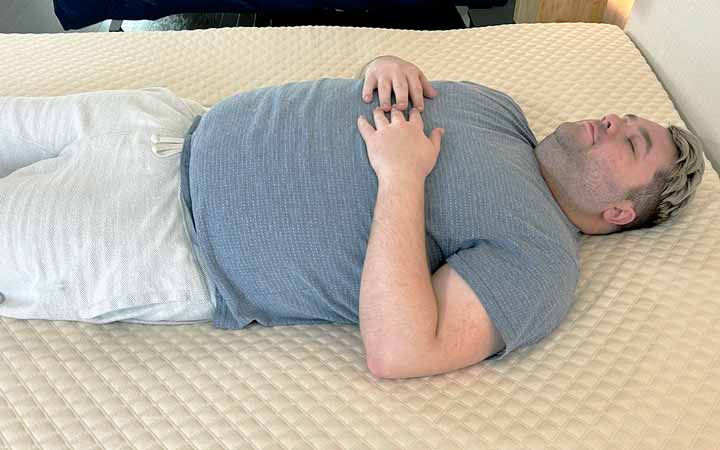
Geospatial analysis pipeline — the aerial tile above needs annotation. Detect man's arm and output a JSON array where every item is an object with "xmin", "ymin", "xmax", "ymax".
[
  {"xmin": 359, "ymin": 177, "xmax": 438, "ymax": 375},
  {"xmin": 357, "ymin": 105, "xmax": 501, "ymax": 379},
  {"xmin": 359, "ymin": 177, "xmax": 504, "ymax": 379}
]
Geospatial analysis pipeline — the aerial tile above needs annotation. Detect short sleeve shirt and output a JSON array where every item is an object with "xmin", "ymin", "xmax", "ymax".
[{"xmin": 183, "ymin": 78, "xmax": 581, "ymax": 359}]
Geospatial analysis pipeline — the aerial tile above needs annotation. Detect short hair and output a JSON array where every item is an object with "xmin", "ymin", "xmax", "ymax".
[{"xmin": 614, "ymin": 124, "xmax": 705, "ymax": 233}]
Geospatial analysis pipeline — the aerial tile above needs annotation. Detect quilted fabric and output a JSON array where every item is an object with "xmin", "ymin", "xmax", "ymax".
[{"xmin": 1, "ymin": 24, "xmax": 718, "ymax": 450}]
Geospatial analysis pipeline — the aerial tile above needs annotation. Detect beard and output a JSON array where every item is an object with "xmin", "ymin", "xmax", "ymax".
[{"xmin": 534, "ymin": 122, "xmax": 623, "ymax": 214}]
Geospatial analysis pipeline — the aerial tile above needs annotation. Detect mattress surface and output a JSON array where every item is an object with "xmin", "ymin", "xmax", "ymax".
[{"xmin": 1, "ymin": 24, "xmax": 719, "ymax": 450}]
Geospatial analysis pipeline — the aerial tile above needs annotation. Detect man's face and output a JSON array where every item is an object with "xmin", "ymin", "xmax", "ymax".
[{"xmin": 534, "ymin": 114, "xmax": 677, "ymax": 216}]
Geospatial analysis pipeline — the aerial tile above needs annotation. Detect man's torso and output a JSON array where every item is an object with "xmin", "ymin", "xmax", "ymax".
[{"xmin": 185, "ymin": 78, "xmax": 581, "ymax": 329}]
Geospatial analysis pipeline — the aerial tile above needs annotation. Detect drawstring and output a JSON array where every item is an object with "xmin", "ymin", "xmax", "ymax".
[{"xmin": 150, "ymin": 134, "xmax": 184, "ymax": 157}]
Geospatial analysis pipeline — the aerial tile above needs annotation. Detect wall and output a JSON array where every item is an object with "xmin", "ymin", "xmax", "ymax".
[{"xmin": 624, "ymin": 0, "xmax": 720, "ymax": 173}]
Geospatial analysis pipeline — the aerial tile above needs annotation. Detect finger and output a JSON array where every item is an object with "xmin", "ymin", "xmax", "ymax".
[
  {"xmin": 429, "ymin": 127, "xmax": 445, "ymax": 152},
  {"xmin": 373, "ymin": 106, "xmax": 390, "ymax": 129},
  {"xmin": 390, "ymin": 106, "xmax": 405, "ymax": 123},
  {"xmin": 420, "ymin": 73, "xmax": 438, "ymax": 98},
  {"xmin": 357, "ymin": 115, "xmax": 375, "ymax": 140},
  {"xmin": 408, "ymin": 107, "xmax": 423, "ymax": 127},
  {"xmin": 392, "ymin": 75, "xmax": 409, "ymax": 110},
  {"xmin": 378, "ymin": 78, "xmax": 393, "ymax": 112},
  {"xmin": 362, "ymin": 74, "xmax": 377, "ymax": 103},
  {"xmin": 407, "ymin": 77, "xmax": 425, "ymax": 111}
]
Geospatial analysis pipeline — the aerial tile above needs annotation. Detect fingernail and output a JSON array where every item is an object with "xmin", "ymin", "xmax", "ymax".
[
  {"xmin": 398, "ymin": 102, "xmax": 406, "ymax": 108},
  {"xmin": 383, "ymin": 103, "xmax": 390, "ymax": 109},
  {"xmin": 364, "ymin": 95, "xmax": 371, "ymax": 101}
]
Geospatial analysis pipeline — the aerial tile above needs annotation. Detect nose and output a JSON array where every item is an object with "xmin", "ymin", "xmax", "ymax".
[{"xmin": 601, "ymin": 114, "xmax": 623, "ymax": 136}]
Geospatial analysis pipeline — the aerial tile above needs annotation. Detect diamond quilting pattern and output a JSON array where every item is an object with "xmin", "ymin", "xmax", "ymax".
[{"xmin": 1, "ymin": 23, "xmax": 719, "ymax": 450}]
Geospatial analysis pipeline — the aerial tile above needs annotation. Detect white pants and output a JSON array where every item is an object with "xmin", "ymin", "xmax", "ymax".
[{"xmin": 0, "ymin": 88, "xmax": 215, "ymax": 324}]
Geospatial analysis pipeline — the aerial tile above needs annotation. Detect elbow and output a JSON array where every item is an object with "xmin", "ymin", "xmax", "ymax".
[
  {"xmin": 365, "ymin": 344, "xmax": 429, "ymax": 380},
  {"xmin": 366, "ymin": 352, "xmax": 394, "ymax": 379},
  {"xmin": 365, "ymin": 341, "xmax": 402, "ymax": 379},
  {"xmin": 363, "ymin": 332, "xmax": 410, "ymax": 379}
]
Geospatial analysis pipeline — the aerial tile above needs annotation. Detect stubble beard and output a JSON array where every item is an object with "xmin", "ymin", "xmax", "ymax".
[{"xmin": 536, "ymin": 124, "xmax": 593, "ymax": 213}]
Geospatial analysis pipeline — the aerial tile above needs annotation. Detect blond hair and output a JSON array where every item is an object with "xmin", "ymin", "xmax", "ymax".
[{"xmin": 616, "ymin": 125, "xmax": 705, "ymax": 232}]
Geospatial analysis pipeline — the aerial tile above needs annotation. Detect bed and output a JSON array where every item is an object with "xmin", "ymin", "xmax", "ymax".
[{"xmin": 1, "ymin": 23, "xmax": 719, "ymax": 449}]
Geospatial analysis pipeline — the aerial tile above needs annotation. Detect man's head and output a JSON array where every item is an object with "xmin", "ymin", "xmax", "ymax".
[{"xmin": 534, "ymin": 114, "xmax": 705, "ymax": 235}]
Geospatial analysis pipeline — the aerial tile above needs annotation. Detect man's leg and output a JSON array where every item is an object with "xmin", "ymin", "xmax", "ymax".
[
  {"xmin": 0, "ymin": 88, "xmax": 208, "ymax": 178},
  {"xmin": 0, "ymin": 88, "xmax": 212, "ymax": 323},
  {"xmin": 0, "ymin": 96, "xmax": 60, "ymax": 177}
]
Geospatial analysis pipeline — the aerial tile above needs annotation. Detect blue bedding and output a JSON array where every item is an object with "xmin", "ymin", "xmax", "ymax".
[{"xmin": 53, "ymin": 0, "xmax": 497, "ymax": 30}]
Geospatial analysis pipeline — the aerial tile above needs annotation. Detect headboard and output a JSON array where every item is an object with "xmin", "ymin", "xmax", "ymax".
[{"xmin": 624, "ymin": 0, "xmax": 720, "ymax": 174}]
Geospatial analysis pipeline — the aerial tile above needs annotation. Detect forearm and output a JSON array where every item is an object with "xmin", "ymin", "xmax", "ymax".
[{"xmin": 359, "ymin": 177, "xmax": 439, "ymax": 369}]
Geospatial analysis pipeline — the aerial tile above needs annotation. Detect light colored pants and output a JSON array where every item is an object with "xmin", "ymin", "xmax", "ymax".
[{"xmin": 0, "ymin": 88, "xmax": 215, "ymax": 324}]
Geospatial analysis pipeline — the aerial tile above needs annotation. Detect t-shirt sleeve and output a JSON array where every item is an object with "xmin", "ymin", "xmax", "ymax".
[{"xmin": 445, "ymin": 237, "xmax": 579, "ymax": 360}]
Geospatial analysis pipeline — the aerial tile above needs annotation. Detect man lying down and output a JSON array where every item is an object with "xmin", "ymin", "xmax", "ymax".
[{"xmin": 0, "ymin": 56, "xmax": 705, "ymax": 379}]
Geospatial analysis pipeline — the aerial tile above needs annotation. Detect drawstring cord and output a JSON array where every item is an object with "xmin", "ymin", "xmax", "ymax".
[{"xmin": 150, "ymin": 134, "xmax": 184, "ymax": 157}]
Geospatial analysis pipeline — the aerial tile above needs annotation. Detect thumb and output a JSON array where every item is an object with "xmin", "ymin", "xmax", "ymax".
[{"xmin": 430, "ymin": 128, "xmax": 444, "ymax": 151}]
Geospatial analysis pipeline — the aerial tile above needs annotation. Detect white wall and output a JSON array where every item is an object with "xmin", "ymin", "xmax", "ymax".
[{"xmin": 625, "ymin": 0, "xmax": 720, "ymax": 174}]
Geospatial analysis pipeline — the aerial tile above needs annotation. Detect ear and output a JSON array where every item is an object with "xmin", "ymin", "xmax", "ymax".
[{"xmin": 601, "ymin": 200, "xmax": 637, "ymax": 226}]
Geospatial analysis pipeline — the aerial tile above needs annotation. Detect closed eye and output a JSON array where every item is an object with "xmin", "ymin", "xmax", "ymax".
[{"xmin": 628, "ymin": 138, "xmax": 635, "ymax": 154}]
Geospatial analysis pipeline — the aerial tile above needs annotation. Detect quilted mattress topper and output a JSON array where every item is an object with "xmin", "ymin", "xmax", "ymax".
[{"xmin": 1, "ymin": 23, "xmax": 719, "ymax": 450}]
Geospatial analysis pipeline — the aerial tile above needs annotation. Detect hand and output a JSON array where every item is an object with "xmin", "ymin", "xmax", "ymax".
[
  {"xmin": 361, "ymin": 56, "xmax": 439, "ymax": 113},
  {"xmin": 357, "ymin": 106, "xmax": 445, "ymax": 183}
]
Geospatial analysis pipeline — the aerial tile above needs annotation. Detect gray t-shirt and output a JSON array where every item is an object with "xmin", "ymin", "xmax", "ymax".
[{"xmin": 183, "ymin": 78, "xmax": 581, "ymax": 359}]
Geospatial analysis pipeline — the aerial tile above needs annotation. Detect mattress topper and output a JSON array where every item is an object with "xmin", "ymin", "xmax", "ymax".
[{"xmin": 0, "ymin": 23, "xmax": 718, "ymax": 450}]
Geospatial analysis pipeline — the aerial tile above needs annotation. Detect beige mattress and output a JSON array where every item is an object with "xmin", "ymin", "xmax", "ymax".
[{"xmin": 1, "ymin": 23, "xmax": 719, "ymax": 449}]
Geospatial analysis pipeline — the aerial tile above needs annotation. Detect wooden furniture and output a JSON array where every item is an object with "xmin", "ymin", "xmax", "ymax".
[{"xmin": 515, "ymin": 0, "xmax": 608, "ymax": 23}]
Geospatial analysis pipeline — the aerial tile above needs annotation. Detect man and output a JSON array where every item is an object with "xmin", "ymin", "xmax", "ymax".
[
  {"xmin": 349, "ymin": 56, "xmax": 705, "ymax": 378},
  {"xmin": 0, "ymin": 56, "xmax": 705, "ymax": 379}
]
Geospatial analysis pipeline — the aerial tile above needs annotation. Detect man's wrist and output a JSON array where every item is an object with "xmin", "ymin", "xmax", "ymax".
[{"xmin": 377, "ymin": 174, "xmax": 426, "ymax": 193}]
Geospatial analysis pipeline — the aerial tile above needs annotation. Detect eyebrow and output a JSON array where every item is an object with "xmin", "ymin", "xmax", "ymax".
[{"xmin": 626, "ymin": 114, "xmax": 653, "ymax": 156}]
